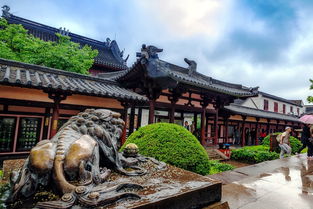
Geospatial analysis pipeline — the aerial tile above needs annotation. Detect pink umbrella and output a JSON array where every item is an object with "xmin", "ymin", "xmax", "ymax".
[{"xmin": 299, "ymin": 115, "xmax": 313, "ymax": 124}]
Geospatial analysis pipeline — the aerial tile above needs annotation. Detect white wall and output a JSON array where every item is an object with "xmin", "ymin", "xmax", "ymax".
[{"xmin": 241, "ymin": 94, "xmax": 305, "ymax": 116}]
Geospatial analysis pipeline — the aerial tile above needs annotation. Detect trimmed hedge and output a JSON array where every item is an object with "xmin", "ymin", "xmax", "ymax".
[
  {"xmin": 231, "ymin": 145, "xmax": 279, "ymax": 163},
  {"xmin": 262, "ymin": 133, "xmax": 302, "ymax": 154},
  {"xmin": 121, "ymin": 123, "xmax": 211, "ymax": 175}
]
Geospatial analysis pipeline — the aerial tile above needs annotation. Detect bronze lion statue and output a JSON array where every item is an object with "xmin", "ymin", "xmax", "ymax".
[{"xmin": 8, "ymin": 109, "xmax": 147, "ymax": 208}]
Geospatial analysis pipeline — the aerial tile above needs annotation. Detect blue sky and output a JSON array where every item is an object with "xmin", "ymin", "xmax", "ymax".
[{"xmin": 2, "ymin": 0, "xmax": 313, "ymax": 103}]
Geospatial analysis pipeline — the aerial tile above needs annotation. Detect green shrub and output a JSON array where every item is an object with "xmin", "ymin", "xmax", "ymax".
[
  {"xmin": 121, "ymin": 123, "xmax": 211, "ymax": 175},
  {"xmin": 231, "ymin": 145, "xmax": 279, "ymax": 163},
  {"xmin": 262, "ymin": 133, "xmax": 302, "ymax": 154},
  {"xmin": 209, "ymin": 160, "xmax": 234, "ymax": 175},
  {"xmin": 0, "ymin": 183, "xmax": 10, "ymax": 209}
]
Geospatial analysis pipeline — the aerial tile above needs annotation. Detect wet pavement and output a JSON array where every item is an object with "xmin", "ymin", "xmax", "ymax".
[{"xmin": 210, "ymin": 154, "xmax": 313, "ymax": 209}]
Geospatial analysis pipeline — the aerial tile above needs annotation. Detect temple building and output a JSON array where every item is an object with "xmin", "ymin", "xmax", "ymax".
[
  {"xmin": 0, "ymin": 6, "xmax": 304, "ymax": 161},
  {"xmin": 1, "ymin": 5, "xmax": 128, "ymax": 75}
]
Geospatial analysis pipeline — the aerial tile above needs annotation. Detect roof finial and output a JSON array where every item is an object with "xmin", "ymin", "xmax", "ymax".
[
  {"xmin": 1, "ymin": 5, "xmax": 11, "ymax": 18},
  {"xmin": 58, "ymin": 27, "xmax": 70, "ymax": 36},
  {"xmin": 184, "ymin": 58, "xmax": 197, "ymax": 76},
  {"xmin": 105, "ymin": 38, "xmax": 111, "ymax": 47},
  {"xmin": 136, "ymin": 44, "xmax": 163, "ymax": 59}
]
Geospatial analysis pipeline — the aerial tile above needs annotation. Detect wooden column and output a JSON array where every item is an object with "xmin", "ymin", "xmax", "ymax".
[
  {"xmin": 169, "ymin": 102, "xmax": 175, "ymax": 123},
  {"xmin": 137, "ymin": 107, "xmax": 142, "ymax": 129},
  {"xmin": 205, "ymin": 113, "xmax": 209, "ymax": 135},
  {"xmin": 121, "ymin": 102, "xmax": 129, "ymax": 145},
  {"xmin": 201, "ymin": 107, "xmax": 206, "ymax": 146},
  {"xmin": 214, "ymin": 109, "xmax": 219, "ymax": 145},
  {"xmin": 276, "ymin": 120, "xmax": 279, "ymax": 132},
  {"xmin": 148, "ymin": 99, "xmax": 155, "ymax": 124},
  {"xmin": 48, "ymin": 93, "xmax": 67, "ymax": 138},
  {"xmin": 200, "ymin": 96, "xmax": 210, "ymax": 146},
  {"xmin": 50, "ymin": 101, "xmax": 60, "ymax": 138},
  {"xmin": 128, "ymin": 104, "xmax": 135, "ymax": 135},
  {"xmin": 241, "ymin": 116, "xmax": 246, "ymax": 147},
  {"xmin": 43, "ymin": 107, "xmax": 50, "ymax": 139},
  {"xmin": 168, "ymin": 95, "xmax": 179, "ymax": 123},
  {"xmin": 255, "ymin": 118, "xmax": 260, "ymax": 145},
  {"xmin": 224, "ymin": 117, "xmax": 229, "ymax": 144},
  {"xmin": 194, "ymin": 113, "xmax": 198, "ymax": 128}
]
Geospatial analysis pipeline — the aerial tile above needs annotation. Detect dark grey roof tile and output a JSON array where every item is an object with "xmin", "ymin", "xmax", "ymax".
[
  {"xmin": 0, "ymin": 58, "xmax": 147, "ymax": 102},
  {"xmin": 224, "ymin": 104, "xmax": 300, "ymax": 122}
]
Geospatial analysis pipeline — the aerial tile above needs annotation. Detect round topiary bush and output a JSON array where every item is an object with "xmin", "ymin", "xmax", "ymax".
[
  {"xmin": 262, "ymin": 133, "xmax": 302, "ymax": 154},
  {"xmin": 120, "ymin": 123, "xmax": 211, "ymax": 175}
]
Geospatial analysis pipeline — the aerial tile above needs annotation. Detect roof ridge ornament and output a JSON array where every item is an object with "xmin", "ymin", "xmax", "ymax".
[
  {"xmin": 105, "ymin": 38, "xmax": 111, "ymax": 47},
  {"xmin": 1, "ymin": 5, "xmax": 11, "ymax": 18},
  {"xmin": 184, "ymin": 58, "xmax": 197, "ymax": 76},
  {"xmin": 58, "ymin": 27, "xmax": 70, "ymax": 36},
  {"xmin": 249, "ymin": 86, "xmax": 259, "ymax": 94},
  {"xmin": 136, "ymin": 44, "xmax": 163, "ymax": 60}
]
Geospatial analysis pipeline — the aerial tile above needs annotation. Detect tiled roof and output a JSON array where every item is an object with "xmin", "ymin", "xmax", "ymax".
[
  {"xmin": 159, "ymin": 60, "xmax": 258, "ymax": 97},
  {"xmin": 224, "ymin": 104, "xmax": 300, "ymax": 122},
  {"xmin": 3, "ymin": 13, "xmax": 128, "ymax": 71},
  {"xmin": 305, "ymin": 105, "xmax": 313, "ymax": 114},
  {"xmin": 0, "ymin": 58, "xmax": 147, "ymax": 102},
  {"xmin": 101, "ymin": 58, "xmax": 258, "ymax": 98}
]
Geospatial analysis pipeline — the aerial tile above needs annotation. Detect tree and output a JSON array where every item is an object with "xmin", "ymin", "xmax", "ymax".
[
  {"xmin": 308, "ymin": 79, "xmax": 313, "ymax": 103},
  {"xmin": 0, "ymin": 18, "xmax": 98, "ymax": 74}
]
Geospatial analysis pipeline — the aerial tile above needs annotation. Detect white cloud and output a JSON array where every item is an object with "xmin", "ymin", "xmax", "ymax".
[{"xmin": 1, "ymin": 0, "xmax": 313, "ymax": 104}]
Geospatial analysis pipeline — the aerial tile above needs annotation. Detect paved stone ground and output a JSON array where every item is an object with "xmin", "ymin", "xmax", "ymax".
[{"xmin": 210, "ymin": 154, "xmax": 313, "ymax": 209}]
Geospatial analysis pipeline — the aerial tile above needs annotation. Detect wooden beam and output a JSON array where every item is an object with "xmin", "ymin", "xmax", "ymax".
[{"xmin": 154, "ymin": 101, "xmax": 216, "ymax": 114}]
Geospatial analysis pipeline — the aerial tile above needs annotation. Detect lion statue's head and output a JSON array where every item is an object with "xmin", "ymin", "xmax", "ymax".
[{"xmin": 58, "ymin": 109, "xmax": 125, "ymax": 148}]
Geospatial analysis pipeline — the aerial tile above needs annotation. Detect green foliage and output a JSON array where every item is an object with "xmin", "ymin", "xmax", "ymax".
[
  {"xmin": 209, "ymin": 160, "xmax": 234, "ymax": 175},
  {"xmin": 121, "ymin": 123, "xmax": 211, "ymax": 175},
  {"xmin": 232, "ymin": 132, "xmax": 303, "ymax": 163},
  {"xmin": 231, "ymin": 145, "xmax": 279, "ymax": 163},
  {"xmin": 0, "ymin": 18, "xmax": 98, "ymax": 74},
  {"xmin": 308, "ymin": 79, "xmax": 313, "ymax": 103},
  {"xmin": 0, "ymin": 183, "xmax": 10, "ymax": 209},
  {"xmin": 262, "ymin": 132, "xmax": 302, "ymax": 154}
]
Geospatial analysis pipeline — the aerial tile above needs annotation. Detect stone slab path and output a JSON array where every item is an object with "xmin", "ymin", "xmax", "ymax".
[{"xmin": 210, "ymin": 154, "xmax": 313, "ymax": 209}]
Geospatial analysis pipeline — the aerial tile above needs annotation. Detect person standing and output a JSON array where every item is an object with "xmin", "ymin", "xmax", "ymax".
[
  {"xmin": 190, "ymin": 121, "xmax": 196, "ymax": 134},
  {"xmin": 278, "ymin": 127, "xmax": 292, "ymax": 159},
  {"xmin": 297, "ymin": 124, "xmax": 311, "ymax": 155},
  {"xmin": 309, "ymin": 124, "xmax": 313, "ymax": 160},
  {"xmin": 184, "ymin": 121, "xmax": 190, "ymax": 131}
]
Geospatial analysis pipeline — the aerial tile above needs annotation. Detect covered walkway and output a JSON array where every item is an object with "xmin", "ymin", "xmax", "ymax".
[{"xmin": 210, "ymin": 154, "xmax": 313, "ymax": 209}]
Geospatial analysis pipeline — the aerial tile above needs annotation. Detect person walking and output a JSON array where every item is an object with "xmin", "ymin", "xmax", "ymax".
[
  {"xmin": 297, "ymin": 124, "xmax": 311, "ymax": 156},
  {"xmin": 278, "ymin": 127, "xmax": 292, "ymax": 159},
  {"xmin": 308, "ymin": 124, "xmax": 313, "ymax": 160}
]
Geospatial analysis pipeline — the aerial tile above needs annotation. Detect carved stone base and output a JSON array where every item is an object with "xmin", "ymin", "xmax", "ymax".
[
  {"xmin": 7, "ymin": 159, "xmax": 221, "ymax": 209},
  {"xmin": 106, "ymin": 160, "xmax": 222, "ymax": 209}
]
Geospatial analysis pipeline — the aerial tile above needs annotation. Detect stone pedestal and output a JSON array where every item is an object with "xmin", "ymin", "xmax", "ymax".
[{"xmin": 108, "ymin": 161, "xmax": 222, "ymax": 209}]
